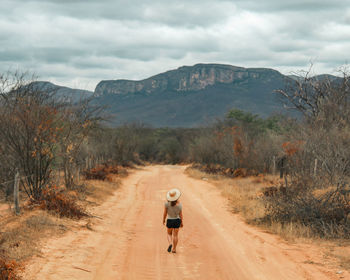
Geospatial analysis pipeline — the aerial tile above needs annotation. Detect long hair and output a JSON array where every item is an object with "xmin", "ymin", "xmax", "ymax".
[{"xmin": 170, "ymin": 200, "xmax": 177, "ymax": 207}]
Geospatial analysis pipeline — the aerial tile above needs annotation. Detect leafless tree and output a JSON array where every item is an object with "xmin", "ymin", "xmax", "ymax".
[
  {"xmin": 0, "ymin": 71, "xmax": 105, "ymax": 199},
  {"xmin": 268, "ymin": 67, "xmax": 350, "ymax": 237},
  {"xmin": 276, "ymin": 66, "xmax": 350, "ymax": 127},
  {"xmin": 59, "ymin": 96, "xmax": 105, "ymax": 189},
  {"xmin": 0, "ymin": 72, "xmax": 64, "ymax": 200}
]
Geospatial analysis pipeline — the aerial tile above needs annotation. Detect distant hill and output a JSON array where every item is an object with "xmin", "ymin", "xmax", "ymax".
[
  {"xmin": 30, "ymin": 81, "xmax": 93, "ymax": 102},
  {"xmin": 94, "ymin": 64, "xmax": 289, "ymax": 127},
  {"xmin": 287, "ymin": 73, "xmax": 339, "ymax": 82}
]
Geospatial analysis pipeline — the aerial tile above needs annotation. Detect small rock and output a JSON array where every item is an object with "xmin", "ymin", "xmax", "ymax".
[
  {"xmin": 336, "ymin": 271, "xmax": 343, "ymax": 274},
  {"xmin": 202, "ymin": 177, "xmax": 208, "ymax": 181}
]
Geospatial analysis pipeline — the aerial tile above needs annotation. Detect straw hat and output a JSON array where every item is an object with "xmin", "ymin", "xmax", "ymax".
[{"xmin": 166, "ymin": 188, "xmax": 181, "ymax": 202}]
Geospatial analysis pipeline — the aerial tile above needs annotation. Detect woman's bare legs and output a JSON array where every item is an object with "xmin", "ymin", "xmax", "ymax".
[
  {"xmin": 172, "ymin": 228, "xmax": 179, "ymax": 252},
  {"xmin": 167, "ymin": 228, "xmax": 173, "ymax": 245}
]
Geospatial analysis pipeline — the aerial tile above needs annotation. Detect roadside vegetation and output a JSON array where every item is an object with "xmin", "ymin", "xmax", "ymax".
[
  {"xmin": 186, "ymin": 70, "xmax": 350, "ymax": 240},
  {"xmin": 0, "ymin": 72, "xmax": 124, "ymax": 279}
]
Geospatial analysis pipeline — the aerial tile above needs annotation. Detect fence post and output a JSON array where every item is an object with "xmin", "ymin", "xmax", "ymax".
[
  {"xmin": 77, "ymin": 166, "xmax": 80, "ymax": 183},
  {"xmin": 14, "ymin": 170, "xmax": 20, "ymax": 215},
  {"xmin": 313, "ymin": 159, "xmax": 318, "ymax": 177},
  {"xmin": 284, "ymin": 174, "xmax": 288, "ymax": 188},
  {"xmin": 279, "ymin": 156, "xmax": 286, "ymax": 179},
  {"xmin": 56, "ymin": 169, "xmax": 60, "ymax": 186},
  {"xmin": 272, "ymin": 156, "xmax": 276, "ymax": 175}
]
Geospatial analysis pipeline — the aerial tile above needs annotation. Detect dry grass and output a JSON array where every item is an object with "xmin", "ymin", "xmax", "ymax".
[
  {"xmin": 0, "ymin": 211, "xmax": 67, "ymax": 261},
  {"xmin": 186, "ymin": 167, "xmax": 275, "ymax": 221},
  {"xmin": 84, "ymin": 179, "xmax": 121, "ymax": 204},
  {"xmin": 0, "ymin": 210, "xmax": 68, "ymax": 280}
]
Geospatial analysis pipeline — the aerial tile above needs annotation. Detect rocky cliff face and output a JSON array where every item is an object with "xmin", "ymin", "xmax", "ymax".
[
  {"xmin": 92, "ymin": 63, "xmax": 289, "ymax": 127},
  {"xmin": 94, "ymin": 64, "xmax": 283, "ymax": 96}
]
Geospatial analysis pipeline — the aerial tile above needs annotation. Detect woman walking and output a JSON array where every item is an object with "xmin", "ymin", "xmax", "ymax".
[{"xmin": 163, "ymin": 188, "xmax": 183, "ymax": 253}]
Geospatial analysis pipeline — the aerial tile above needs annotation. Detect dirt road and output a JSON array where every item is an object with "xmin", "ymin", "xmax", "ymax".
[{"xmin": 24, "ymin": 165, "xmax": 341, "ymax": 279}]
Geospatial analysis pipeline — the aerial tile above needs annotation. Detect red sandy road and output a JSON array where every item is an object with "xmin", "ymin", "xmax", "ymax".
[{"xmin": 24, "ymin": 165, "xmax": 343, "ymax": 280}]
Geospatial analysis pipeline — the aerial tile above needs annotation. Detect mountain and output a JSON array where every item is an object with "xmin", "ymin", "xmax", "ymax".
[
  {"xmin": 95, "ymin": 64, "xmax": 284, "ymax": 96},
  {"xmin": 32, "ymin": 64, "xmax": 338, "ymax": 127},
  {"xmin": 94, "ymin": 64, "xmax": 289, "ymax": 127}
]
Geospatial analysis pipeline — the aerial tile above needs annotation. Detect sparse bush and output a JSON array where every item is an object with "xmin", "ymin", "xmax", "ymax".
[
  {"xmin": 83, "ymin": 165, "xmax": 124, "ymax": 181},
  {"xmin": 38, "ymin": 186, "xmax": 87, "ymax": 219},
  {"xmin": 191, "ymin": 163, "xmax": 258, "ymax": 178},
  {"xmin": 93, "ymin": 124, "xmax": 198, "ymax": 165},
  {"xmin": 190, "ymin": 110, "xmax": 286, "ymax": 173},
  {"xmin": 113, "ymin": 124, "xmax": 144, "ymax": 165},
  {"xmin": 0, "ymin": 258, "xmax": 21, "ymax": 280},
  {"xmin": 266, "ymin": 68, "xmax": 350, "ymax": 238},
  {"xmin": 263, "ymin": 130, "xmax": 350, "ymax": 238},
  {"xmin": 191, "ymin": 132, "xmax": 235, "ymax": 168},
  {"xmin": 83, "ymin": 167, "xmax": 108, "ymax": 181},
  {"xmin": 264, "ymin": 182, "xmax": 349, "ymax": 238}
]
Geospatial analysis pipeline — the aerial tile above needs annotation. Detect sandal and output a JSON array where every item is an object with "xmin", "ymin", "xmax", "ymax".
[
  {"xmin": 167, "ymin": 244, "xmax": 172, "ymax": 253},
  {"xmin": 172, "ymin": 250, "xmax": 176, "ymax": 253}
]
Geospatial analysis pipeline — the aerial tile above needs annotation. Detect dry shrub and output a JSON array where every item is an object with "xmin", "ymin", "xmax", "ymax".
[
  {"xmin": 192, "ymin": 163, "xmax": 258, "ymax": 178},
  {"xmin": 263, "ymin": 185, "xmax": 286, "ymax": 197},
  {"xmin": 0, "ymin": 258, "xmax": 21, "ymax": 280},
  {"xmin": 83, "ymin": 165, "xmax": 126, "ymax": 181},
  {"xmin": 39, "ymin": 186, "xmax": 87, "ymax": 219},
  {"xmin": 233, "ymin": 168, "xmax": 248, "ymax": 178},
  {"xmin": 103, "ymin": 165, "xmax": 120, "ymax": 174},
  {"xmin": 193, "ymin": 163, "xmax": 224, "ymax": 175},
  {"xmin": 274, "ymin": 71, "xmax": 350, "ymax": 239},
  {"xmin": 255, "ymin": 174, "xmax": 277, "ymax": 185},
  {"xmin": 264, "ymin": 183, "xmax": 350, "ymax": 238},
  {"xmin": 84, "ymin": 166, "xmax": 107, "ymax": 180},
  {"xmin": 263, "ymin": 127, "xmax": 350, "ymax": 239}
]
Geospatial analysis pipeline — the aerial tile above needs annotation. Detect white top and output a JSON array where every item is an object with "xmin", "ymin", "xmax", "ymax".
[{"xmin": 164, "ymin": 202, "xmax": 182, "ymax": 219}]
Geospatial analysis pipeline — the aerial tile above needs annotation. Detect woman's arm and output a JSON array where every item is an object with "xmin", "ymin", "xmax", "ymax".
[
  {"xmin": 163, "ymin": 207, "xmax": 167, "ymax": 225},
  {"xmin": 179, "ymin": 210, "xmax": 183, "ymax": 227}
]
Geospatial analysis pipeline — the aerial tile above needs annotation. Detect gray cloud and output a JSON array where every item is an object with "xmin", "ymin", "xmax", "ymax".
[
  {"xmin": 234, "ymin": 0, "xmax": 349, "ymax": 12},
  {"xmin": 0, "ymin": 0, "xmax": 349, "ymax": 90}
]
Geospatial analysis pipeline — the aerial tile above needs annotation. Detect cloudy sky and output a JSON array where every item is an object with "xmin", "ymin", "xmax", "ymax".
[{"xmin": 1, "ymin": 0, "xmax": 350, "ymax": 91}]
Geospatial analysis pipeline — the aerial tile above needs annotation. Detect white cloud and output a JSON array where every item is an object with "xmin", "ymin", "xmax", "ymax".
[{"xmin": 0, "ymin": 0, "xmax": 349, "ymax": 90}]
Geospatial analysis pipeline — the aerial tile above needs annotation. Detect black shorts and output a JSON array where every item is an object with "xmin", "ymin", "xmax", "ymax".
[{"xmin": 166, "ymin": 218, "xmax": 181, "ymax": 228}]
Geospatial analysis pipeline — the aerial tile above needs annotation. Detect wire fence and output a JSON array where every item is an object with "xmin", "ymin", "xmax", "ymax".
[
  {"xmin": 0, "ymin": 156, "xmax": 110, "ymax": 187},
  {"xmin": 0, "ymin": 155, "xmax": 112, "ymax": 215}
]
